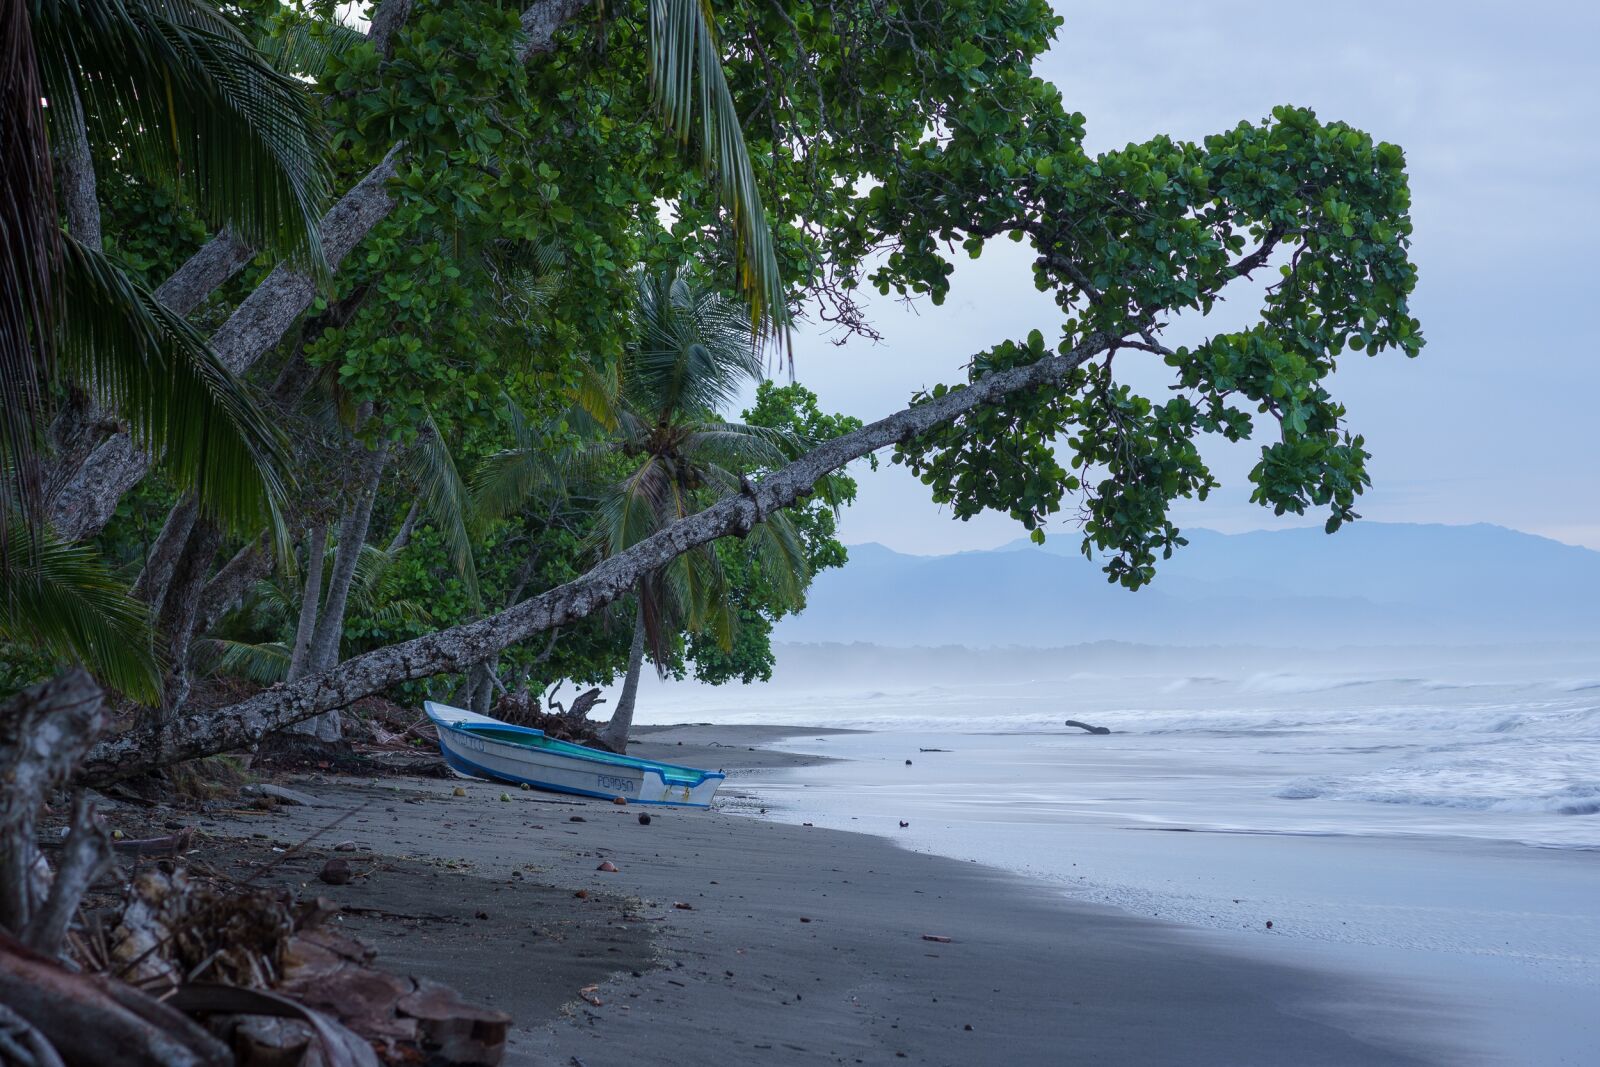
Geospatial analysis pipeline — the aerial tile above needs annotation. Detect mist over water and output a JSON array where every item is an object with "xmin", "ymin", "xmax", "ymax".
[{"xmin": 638, "ymin": 642, "xmax": 1600, "ymax": 848}]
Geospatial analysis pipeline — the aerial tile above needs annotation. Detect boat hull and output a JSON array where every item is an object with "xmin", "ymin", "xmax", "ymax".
[{"xmin": 424, "ymin": 702, "xmax": 724, "ymax": 807}]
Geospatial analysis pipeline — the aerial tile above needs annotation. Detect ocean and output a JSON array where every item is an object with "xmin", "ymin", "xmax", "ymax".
[{"xmin": 637, "ymin": 652, "xmax": 1600, "ymax": 1062}]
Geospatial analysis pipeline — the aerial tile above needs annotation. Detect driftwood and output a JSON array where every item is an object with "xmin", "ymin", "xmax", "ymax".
[
  {"xmin": 548, "ymin": 686, "xmax": 606, "ymax": 724},
  {"xmin": 0, "ymin": 670, "xmax": 110, "ymax": 955},
  {"xmin": 1063, "ymin": 719, "xmax": 1112, "ymax": 735},
  {"xmin": 490, "ymin": 689, "xmax": 618, "ymax": 752},
  {"xmin": 0, "ymin": 929, "xmax": 231, "ymax": 1067}
]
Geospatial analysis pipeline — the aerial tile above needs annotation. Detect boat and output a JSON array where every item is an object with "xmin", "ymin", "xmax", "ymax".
[{"xmin": 423, "ymin": 701, "xmax": 725, "ymax": 807}]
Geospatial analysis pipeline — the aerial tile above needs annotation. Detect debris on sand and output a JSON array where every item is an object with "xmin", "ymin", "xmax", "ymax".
[{"xmin": 318, "ymin": 858, "xmax": 353, "ymax": 885}]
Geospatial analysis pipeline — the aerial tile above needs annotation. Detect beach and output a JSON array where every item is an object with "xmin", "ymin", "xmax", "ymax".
[{"xmin": 179, "ymin": 724, "xmax": 1504, "ymax": 1066}]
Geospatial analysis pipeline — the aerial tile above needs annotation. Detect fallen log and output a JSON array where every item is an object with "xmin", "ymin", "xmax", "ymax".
[{"xmin": 1063, "ymin": 719, "xmax": 1112, "ymax": 735}]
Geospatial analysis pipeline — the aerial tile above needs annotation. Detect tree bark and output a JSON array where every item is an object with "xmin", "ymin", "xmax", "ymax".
[
  {"xmin": 42, "ymin": 0, "xmax": 593, "ymax": 542},
  {"xmin": 287, "ymin": 525, "xmax": 328, "ymax": 682},
  {"xmin": 0, "ymin": 671, "xmax": 106, "ymax": 939},
  {"xmin": 599, "ymin": 605, "xmax": 646, "ymax": 753},
  {"xmin": 154, "ymin": 520, "xmax": 224, "ymax": 714},
  {"xmin": 298, "ymin": 438, "xmax": 388, "ymax": 741},
  {"xmin": 309, "ymin": 440, "xmax": 388, "ymax": 674},
  {"xmin": 57, "ymin": 88, "xmax": 100, "ymax": 248},
  {"xmin": 152, "ymin": 229, "xmax": 253, "ymax": 317},
  {"xmin": 193, "ymin": 532, "xmax": 273, "ymax": 637},
  {"xmin": 78, "ymin": 322, "xmax": 1125, "ymax": 782},
  {"xmin": 21, "ymin": 794, "xmax": 110, "ymax": 958},
  {"xmin": 386, "ymin": 500, "xmax": 420, "ymax": 553},
  {"xmin": 130, "ymin": 493, "xmax": 198, "ymax": 617},
  {"xmin": 366, "ymin": 0, "xmax": 414, "ymax": 58}
]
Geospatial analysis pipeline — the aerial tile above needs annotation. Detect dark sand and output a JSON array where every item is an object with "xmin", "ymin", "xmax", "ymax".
[{"xmin": 199, "ymin": 726, "xmax": 1459, "ymax": 1066}]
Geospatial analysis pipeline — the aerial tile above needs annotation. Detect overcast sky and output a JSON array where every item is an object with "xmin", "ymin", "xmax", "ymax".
[{"xmin": 756, "ymin": 0, "xmax": 1600, "ymax": 555}]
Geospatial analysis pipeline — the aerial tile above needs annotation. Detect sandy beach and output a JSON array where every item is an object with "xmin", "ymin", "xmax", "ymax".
[{"xmin": 143, "ymin": 724, "xmax": 1478, "ymax": 1066}]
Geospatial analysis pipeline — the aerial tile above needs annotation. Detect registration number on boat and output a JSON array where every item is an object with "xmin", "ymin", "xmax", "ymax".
[{"xmin": 596, "ymin": 774, "xmax": 637, "ymax": 794}]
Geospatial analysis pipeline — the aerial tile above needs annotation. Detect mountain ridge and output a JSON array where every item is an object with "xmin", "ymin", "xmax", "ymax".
[{"xmin": 775, "ymin": 522, "xmax": 1600, "ymax": 648}]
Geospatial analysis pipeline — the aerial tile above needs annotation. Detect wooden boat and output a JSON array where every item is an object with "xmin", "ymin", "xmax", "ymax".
[{"xmin": 423, "ymin": 701, "xmax": 725, "ymax": 807}]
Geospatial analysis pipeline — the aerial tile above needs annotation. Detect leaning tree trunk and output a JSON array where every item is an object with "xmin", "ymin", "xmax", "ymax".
[
  {"xmin": 598, "ymin": 605, "xmax": 647, "ymax": 753},
  {"xmin": 287, "ymin": 524, "xmax": 328, "ymax": 683},
  {"xmin": 77, "ymin": 316, "xmax": 1128, "ymax": 783},
  {"xmin": 469, "ymin": 659, "xmax": 497, "ymax": 715},
  {"xmin": 298, "ymin": 439, "xmax": 388, "ymax": 741},
  {"xmin": 131, "ymin": 493, "xmax": 198, "ymax": 618},
  {"xmin": 153, "ymin": 520, "xmax": 223, "ymax": 715}
]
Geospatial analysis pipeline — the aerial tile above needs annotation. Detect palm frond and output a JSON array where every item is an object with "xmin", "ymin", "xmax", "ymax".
[
  {"xmin": 254, "ymin": 7, "xmax": 365, "ymax": 80},
  {"xmin": 194, "ymin": 635, "xmax": 288, "ymax": 684},
  {"xmin": 647, "ymin": 0, "xmax": 784, "ymax": 335},
  {"xmin": 1, "ymin": 0, "xmax": 56, "ymax": 538},
  {"xmin": 0, "ymin": 520, "xmax": 160, "ymax": 700},
  {"xmin": 631, "ymin": 266, "xmax": 764, "ymax": 417},
  {"xmin": 33, "ymin": 0, "xmax": 328, "ymax": 268},
  {"xmin": 571, "ymin": 359, "xmax": 623, "ymax": 434},
  {"xmin": 745, "ymin": 506, "xmax": 808, "ymax": 607},
  {"xmin": 413, "ymin": 414, "xmax": 480, "ymax": 607},
  {"xmin": 682, "ymin": 421, "xmax": 797, "ymax": 470},
  {"xmin": 598, "ymin": 454, "xmax": 679, "ymax": 557},
  {"xmin": 58, "ymin": 233, "xmax": 289, "ymax": 533},
  {"xmin": 663, "ymin": 542, "xmax": 731, "ymax": 642}
]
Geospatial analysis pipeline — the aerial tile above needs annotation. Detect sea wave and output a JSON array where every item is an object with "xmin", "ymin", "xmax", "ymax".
[{"xmin": 1275, "ymin": 766, "xmax": 1600, "ymax": 816}]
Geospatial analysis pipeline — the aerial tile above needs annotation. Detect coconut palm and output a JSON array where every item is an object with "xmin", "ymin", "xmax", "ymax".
[
  {"xmin": 480, "ymin": 266, "xmax": 809, "ymax": 751},
  {"xmin": 0, "ymin": 0, "xmax": 326, "ymax": 690},
  {"xmin": 1, "ymin": 0, "xmax": 326, "ymax": 532}
]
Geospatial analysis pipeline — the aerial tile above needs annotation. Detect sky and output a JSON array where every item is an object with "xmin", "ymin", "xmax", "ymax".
[{"xmin": 749, "ymin": 0, "xmax": 1600, "ymax": 555}]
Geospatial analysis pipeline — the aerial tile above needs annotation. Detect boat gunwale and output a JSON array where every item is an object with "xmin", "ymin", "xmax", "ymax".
[{"xmin": 422, "ymin": 701, "xmax": 726, "ymax": 784}]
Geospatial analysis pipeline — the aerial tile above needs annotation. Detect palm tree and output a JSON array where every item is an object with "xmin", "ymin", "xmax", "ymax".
[
  {"xmin": 0, "ymin": 0, "xmax": 327, "ymax": 693},
  {"xmin": 481, "ymin": 266, "xmax": 808, "ymax": 751}
]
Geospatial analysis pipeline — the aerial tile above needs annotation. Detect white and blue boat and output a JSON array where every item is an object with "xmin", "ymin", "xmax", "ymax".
[{"xmin": 423, "ymin": 701, "xmax": 725, "ymax": 807}]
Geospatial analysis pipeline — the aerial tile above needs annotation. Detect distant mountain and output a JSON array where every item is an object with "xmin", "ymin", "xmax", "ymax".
[{"xmin": 774, "ymin": 523, "xmax": 1600, "ymax": 647}]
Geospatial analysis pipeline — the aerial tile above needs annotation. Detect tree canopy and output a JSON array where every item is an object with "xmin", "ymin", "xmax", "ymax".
[{"xmin": 1, "ymin": 0, "xmax": 1421, "ymax": 781}]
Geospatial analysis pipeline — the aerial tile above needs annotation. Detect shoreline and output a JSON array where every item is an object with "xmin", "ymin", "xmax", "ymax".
[{"xmin": 186, "ymin": 724, "xmax": 1467, "ymax": 1066}]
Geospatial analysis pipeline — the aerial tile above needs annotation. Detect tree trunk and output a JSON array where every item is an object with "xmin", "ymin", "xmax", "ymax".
[
  {"xmin": 193, "ymin": 532, "xmax": 273, "ymax": 637},
  {"xmin": 130, "ymin": 493, "xmax": 198, "ymax": 617},
  {"xmin": 599, "ymin": 605, "xmax": 646, "ymax": 753},
  {"xmin": 152, "ymin": 228, "xmax": 252, "ymax": 317},
  {"xmin": 387, "ymin": 500, "xmax": 420, "ymax": 553},
  {"xmin": 367, "ymin": 0, "xmax": 414, "ymax": 58},
  {"xmin": 300, "ymin": 439, "xmax": 389, "ymax": 741},
  {"xmin": 0, "ymin": 671, "xmax": 106, "ymax": 940},
  {"xmin": 57, "ymin": 87, "xmax": 100, "ymax": 247},
  {"xmin": 154, "ymin": 521, "xmax": 223, "ymax": 715},
  {"xmin": 287, "ymin": 525, "xmax": 328, "ymax": 682},
  {"xmin": 78, "ymin": 318, "xmax": 1125, "ymax": 782},
  {"xmin": 469, "ymin": 660, "xmax": 496, "ymax": 715},
  {"xmin": 41, "ymin": 0, "xmax": 592, "ymax": 542}
]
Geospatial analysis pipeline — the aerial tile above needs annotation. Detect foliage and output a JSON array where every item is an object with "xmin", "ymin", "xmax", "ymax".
[
  {"xmin": 0, "ymin": 520, "xmax": 160, "ymax": 701},
  {"xmin": 685, "ymin": 382, "xmax": 860, "ymax": 683},
  {"xmin": 879, "ymin": 102, "xmax": 1422, "ymax": 587},
  {"xmin": 28, "ymin": 0, "xmax": 1425, "ymax": 722}
]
